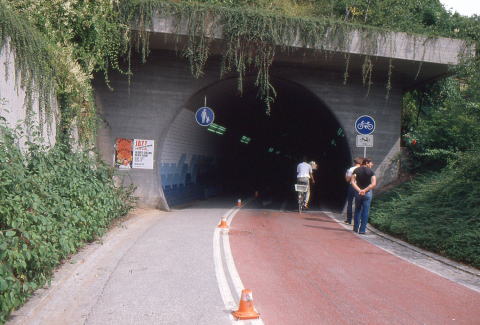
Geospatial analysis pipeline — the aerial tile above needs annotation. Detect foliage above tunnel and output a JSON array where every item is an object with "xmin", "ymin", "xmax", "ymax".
[
  {"xmin": 118, "ymin": 0, "xmax": 478, "ymax": 113},
  {"xmin": 2, "ymin": 0, "xmax": 479, "ymax": 137},
  {"xmin": 180, "ymin": 0, "xmax": 479, "ymax": 40}
]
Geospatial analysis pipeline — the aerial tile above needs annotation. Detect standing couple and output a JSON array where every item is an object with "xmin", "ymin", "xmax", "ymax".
[{"xmin": 345, "ymin": 157, "xmax": 376, "ymax": 234}]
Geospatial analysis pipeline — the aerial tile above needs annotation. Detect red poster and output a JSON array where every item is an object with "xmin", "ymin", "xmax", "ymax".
[{"xmin": 114, "ymin": 138, "xmax": 133, "ymax": 169}]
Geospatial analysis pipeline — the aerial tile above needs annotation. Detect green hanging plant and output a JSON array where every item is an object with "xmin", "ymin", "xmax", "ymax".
[{"xmin": 118, "ymin": 0, "xmax": 404, "ymax": 113}]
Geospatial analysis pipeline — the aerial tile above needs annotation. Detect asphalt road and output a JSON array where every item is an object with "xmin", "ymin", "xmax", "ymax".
[
  {"xmin": 8, "ymin": 197, "xmax": 480, "ymax": 325},
  {"xmin": 230, "ymin": 207, "xmax": 480, "ymax": 325}
]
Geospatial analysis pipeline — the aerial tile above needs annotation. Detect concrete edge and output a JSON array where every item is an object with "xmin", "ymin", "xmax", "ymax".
[{"xmin": 365, "ymin": 223, "xmax": 480, "ymax": 277}]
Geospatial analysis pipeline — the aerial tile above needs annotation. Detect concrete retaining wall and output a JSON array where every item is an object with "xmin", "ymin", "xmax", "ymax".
[{"xmin": 0, "ymin": 39, "xmax": 58, "ymax": 148}]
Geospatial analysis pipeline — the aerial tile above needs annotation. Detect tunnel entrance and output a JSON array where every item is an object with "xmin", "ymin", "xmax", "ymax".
[{"xmin": 167, "ymin": 76, "xmax": 351, "ymax": 210}]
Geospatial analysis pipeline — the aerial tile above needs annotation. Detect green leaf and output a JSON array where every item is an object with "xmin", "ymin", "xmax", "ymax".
[{"xmin": 5, "ymin": 231, "xmax": 16, "ymax": 237}]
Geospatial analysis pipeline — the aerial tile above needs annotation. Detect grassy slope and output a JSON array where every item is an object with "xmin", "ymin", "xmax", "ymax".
[{"xmin": 369, "ymin": 151, "xmax": 480, "ymax": 268}]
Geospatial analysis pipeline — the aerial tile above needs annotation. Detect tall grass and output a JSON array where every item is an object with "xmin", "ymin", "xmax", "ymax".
[{"xmin": 370, "ymin": 151, "xmax": 480, "ymax": 268}]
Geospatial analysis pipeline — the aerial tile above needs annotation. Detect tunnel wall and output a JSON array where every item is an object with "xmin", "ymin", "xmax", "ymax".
[
  {"xmin": 94, "ymin": 50, "xmax": 401, "ymax": 209},
  {"xmin": 159, "ymin": 109, "xmax": 223, "ymax": 206},
  {"xmin": 94, "ymin": 51, "xmax": 220, "ymax": 209}
]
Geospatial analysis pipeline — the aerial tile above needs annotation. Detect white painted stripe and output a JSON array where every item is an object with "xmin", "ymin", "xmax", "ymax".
[
  {"xmin": 213, "ymin": 228, "xmax": 237, "ymax": 317},
  {"xmin": 223, "ymin": 201, "xmax": 265, "ymax": 325},
  {"xmin": 213, "ymin": 200, "xmax": 264, "ymax": 324},
  {"xmin": 222, "ymin": 209, "xmax": 245, "ymax": 296}
]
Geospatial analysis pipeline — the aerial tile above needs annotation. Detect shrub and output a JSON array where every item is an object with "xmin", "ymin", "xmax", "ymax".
[
  {"xmin": 370, "ymin": 150, "xmax": 480, "ymax": 268},
  {"xmin": 0, "ymin": 126, "xmax": 134, "ymax": 323}
]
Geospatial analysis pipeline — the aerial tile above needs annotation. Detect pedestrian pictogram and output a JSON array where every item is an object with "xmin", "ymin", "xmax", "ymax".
[{"xmin": 195, "ymin": 106, "xmax": 215, "ymax": 126}]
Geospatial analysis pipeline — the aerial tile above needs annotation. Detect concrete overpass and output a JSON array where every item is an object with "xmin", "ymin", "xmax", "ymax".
[{"xmin": 94, "ymin": 13, "xmax": 471, "ymax": 210}]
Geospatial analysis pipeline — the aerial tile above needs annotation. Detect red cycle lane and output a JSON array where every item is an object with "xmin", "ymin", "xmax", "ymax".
[{"xmin": 229, "ymin": 209, "xmax": 480, "ymax": 325}]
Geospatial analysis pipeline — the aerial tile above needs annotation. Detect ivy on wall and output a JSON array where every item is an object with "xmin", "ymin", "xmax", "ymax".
[
  {"xmin": 119, "ymin": 0, "xmax": 406, "ymax": 113},
  {"xmin": 0, "ymin": 1, "xmax": 56, "ymax": 129},
  {"xmin": 2, "ymin": 0, "xmax": 130, "ymax": 145},
  {"xmin": 119, "ymin": 1, "xmax": 480, "ymax": 114},
  {"xmin": 2, "ymin": 0, "xmax": 389, "ymax": 124},
  {"xmin": 1, "ymin": 0, "xmax": 477, "ymax": 137}
]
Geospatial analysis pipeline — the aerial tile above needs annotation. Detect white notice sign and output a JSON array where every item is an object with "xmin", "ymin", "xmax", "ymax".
[
  {"xmin": 356, "ymin": 134, "xmax": 373, "ymax": 147},
  {"xmin": 132, "ymin": 139, "xmax": 154, "ymax": 169}
]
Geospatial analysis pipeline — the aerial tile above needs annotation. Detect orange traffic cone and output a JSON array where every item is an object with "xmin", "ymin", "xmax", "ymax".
[
  {"xmin": 217, "ymin": 217, "xmax": 228, "ymax": 229},
  {"xmin": 237, "ymin": 199, "xmax": 242, "ymax": 207},
  {"xmin": 232, "ymin": 289, "xmax": 260, "ymax": 320}
]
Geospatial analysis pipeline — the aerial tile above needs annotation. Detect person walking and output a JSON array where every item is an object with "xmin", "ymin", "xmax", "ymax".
[
  {"xmin": 344, "ymin": 157, "xmax": 363, "ymax": 224},
  {"xmin": 297, "ymin": 157, "xmax": 314, "ymax": 209},
  {"xmin": 351, "ymin": 158, "xmax": 376, "ymax": 234}
]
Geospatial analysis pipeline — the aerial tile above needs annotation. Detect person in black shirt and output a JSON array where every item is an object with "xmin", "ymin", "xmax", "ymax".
[{"xmin": 351, "ymin": 158, "xmax": 376, "ymax": 234}]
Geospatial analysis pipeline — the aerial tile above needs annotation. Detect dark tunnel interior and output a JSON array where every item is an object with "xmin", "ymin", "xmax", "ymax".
[{"xmin": 187, "ymin": 76, "xmax": 351, "ymax": 210}]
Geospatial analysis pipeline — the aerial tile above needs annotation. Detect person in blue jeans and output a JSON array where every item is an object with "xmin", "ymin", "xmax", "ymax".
[
  {"xmin": 351, "ymin": 158, "xmax": 376, "ymax": 234},
  {"xmin": 344, "ymin": 157, "xmax": 363, "ymax": 224}
]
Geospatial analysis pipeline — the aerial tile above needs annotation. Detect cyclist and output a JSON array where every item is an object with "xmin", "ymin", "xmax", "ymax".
[{"xmin": 297, "ymin": 157, "xmax": 314, "ymax": 209}]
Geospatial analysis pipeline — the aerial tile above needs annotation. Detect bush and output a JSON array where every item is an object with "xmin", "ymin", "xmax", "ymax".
[
  {"xmin": 370, "ymin": 150, "xmax": 480, "ymax": 268},
  {"xmin": 0, "ymin": 127, "xmax": 134, "ymax": 323}
]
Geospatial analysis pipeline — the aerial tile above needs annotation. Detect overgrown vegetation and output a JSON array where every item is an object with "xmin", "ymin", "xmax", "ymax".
[
  {"xmin": 370, "ymin": 151, "xmax": 480, "ymax": 268},
  {"xmin": 1, "ymin": 2, "xmax": 133, "ymax": 322},
  {"xmin": 118, "ymin": 0, "xmax": 478, "ymax": 112},
  {"xmin": 0, "ymin": 0, "xmax": 479, "ymax": 321},
  {"xmin": 3, "ymin": 0, "xmax": 479, "ymax": 121},
  {"xmin": 2, "ymin": 0, "xmax": 130, "ymax": 145},
  {"xmin": 0, "ymin": 125, "xmax": 135, "ymax": 323},
  {"xmin": 371, "ymin": 46, "xmax": 480, "ymax": 268},
  {"xmin": 0, "ymin": 1, "xmax": 56, "ymax": 131},
  {"xmin": 402, "ymin": 58, "xmax": 480, "ymax": 172}
]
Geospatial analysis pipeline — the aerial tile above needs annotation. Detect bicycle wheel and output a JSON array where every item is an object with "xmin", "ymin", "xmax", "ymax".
[{"xmin": 298, "ymin": 192, "xmax": 304, "ymax": 213}]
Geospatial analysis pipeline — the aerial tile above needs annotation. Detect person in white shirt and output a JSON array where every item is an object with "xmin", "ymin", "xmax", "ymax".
[
  {"xmin": 297, "ymin": 157, "xmax": 314, "ymax": 208},
  {"xmin": 344, "ymin": 157, "xmax": 363, "ymax": 224}
]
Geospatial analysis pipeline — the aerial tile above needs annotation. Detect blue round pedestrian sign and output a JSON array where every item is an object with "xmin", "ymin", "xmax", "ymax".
[
  {"xmin": 355, "ymin": 115, "xmax": 375, "ymax": 135},
  {"xmin": 195, "ymin": 106, "xmax": 215, "ymax": 126}
]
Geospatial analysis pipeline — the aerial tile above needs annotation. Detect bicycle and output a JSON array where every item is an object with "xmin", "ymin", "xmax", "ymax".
[{"xmin": 295, "ymin": 183, "xmax": 309, "ymax": 213}]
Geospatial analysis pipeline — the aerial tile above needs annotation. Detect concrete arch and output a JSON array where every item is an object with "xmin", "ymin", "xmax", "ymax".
[
  {"xmin": 158, "ymin": 75, "xmax": 352, "ymax": 209},
  {"xmin": 95, "ymin": 50, "xmax": 402, "ymax": 211}
]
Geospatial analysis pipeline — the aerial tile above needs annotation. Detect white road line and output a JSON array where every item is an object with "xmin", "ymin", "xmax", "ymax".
[
  {"xmin": 213, "ymin": 201, "xmax": 265, "ymax": 324},
  {"xmin": 213, "ymin": 228, "xmax": 237, "ymax": 318},
  {"xmin": 222, "ymin": 209, "xmax": 245, "ymax": 296}
]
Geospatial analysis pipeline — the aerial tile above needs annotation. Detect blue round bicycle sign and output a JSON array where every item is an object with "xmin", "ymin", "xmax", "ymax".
[
  {"xmin": 355, "ymin": 115, "xmax": 375, "ymax": 135},
  {"xmin": 195, "ymin": 106, "xmax": 215, "ymax": 126}
]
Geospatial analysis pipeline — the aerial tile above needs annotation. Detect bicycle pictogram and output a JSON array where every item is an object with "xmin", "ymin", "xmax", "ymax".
[
  {"xmin": 356, "ymin": 120, "xmax": 374, "ymax": 131},
  {"xmin": 355, "ymin": 115, "xmax": 376, "ymax": 135}
]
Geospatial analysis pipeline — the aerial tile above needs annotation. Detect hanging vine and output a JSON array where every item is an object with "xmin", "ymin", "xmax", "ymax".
[
  {"xmin": 118, "ymin": 0, "xmax": 403, "ymax": 113},
  {"xmin": 2, "ymin": 0, "xmax": 475, "ymax": 137},
  {"xmin": 0, "ymin": 1, "xmax": 56, "ymax": 129}
]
